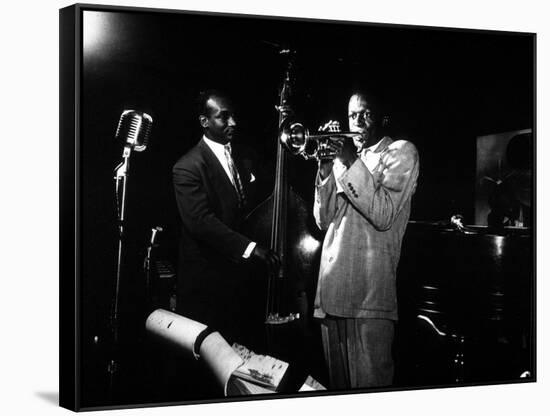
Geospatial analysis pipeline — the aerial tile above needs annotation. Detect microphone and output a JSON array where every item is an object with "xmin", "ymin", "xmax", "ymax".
[{"xmin": 115, "ymin": 110, "xmax": 153, "ymax": 152}]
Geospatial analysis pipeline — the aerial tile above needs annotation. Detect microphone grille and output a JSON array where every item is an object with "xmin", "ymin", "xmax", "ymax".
[{"xmin": 115, "ymin": 110, "xmax": 153, "ymax": 152}]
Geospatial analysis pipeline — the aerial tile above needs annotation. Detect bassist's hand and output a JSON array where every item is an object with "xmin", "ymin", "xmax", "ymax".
[{"xmin": 251, "ymin": 245, "xmax": 281, "ymax": 271}]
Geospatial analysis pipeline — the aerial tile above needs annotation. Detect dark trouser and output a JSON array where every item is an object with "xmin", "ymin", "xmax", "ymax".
[{"xmin": 320, "ymin": 316, "xmax": 395, "ymax": 389}]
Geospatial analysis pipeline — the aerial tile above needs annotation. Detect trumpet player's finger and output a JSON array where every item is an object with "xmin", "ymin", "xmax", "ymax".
[{"xmin": 326, "ymin": 141, "xmax": 343, "ymax": 153}]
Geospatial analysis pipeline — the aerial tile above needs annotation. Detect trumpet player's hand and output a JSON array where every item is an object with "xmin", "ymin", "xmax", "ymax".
[
  {"xmin": 317, "ymin": 121, "xmax": 358, "ymax": 168},
  {"xmin": 317, "ymin": 120, "xmax": 341, "ymax": 179},
  {"xmin": 335, "ymin": 138, "xmax": 358, "ymax": 169},
  {"xmin": 318, "ymin": 139, "xmax": 357, "ymax": 171}
]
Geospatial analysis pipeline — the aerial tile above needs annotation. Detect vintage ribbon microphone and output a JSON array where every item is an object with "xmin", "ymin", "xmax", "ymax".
[{"xmin": 110, "ymin": 110, "xmax": 153, "ymax": 391}]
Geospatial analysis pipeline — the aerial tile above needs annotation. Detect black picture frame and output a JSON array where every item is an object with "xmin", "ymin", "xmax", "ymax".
[{"xmin": 60, "ymin": 3, "xmax": 536, "ymax": 411}]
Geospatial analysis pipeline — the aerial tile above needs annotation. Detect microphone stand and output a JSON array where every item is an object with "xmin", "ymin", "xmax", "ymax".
[
  {"xmin": 143, "ymin": 226, "xmax": 162, "ymax": 312},
  {"xmin": 109, "ymin": 144, "xmax": 132, "ymax": 394}
]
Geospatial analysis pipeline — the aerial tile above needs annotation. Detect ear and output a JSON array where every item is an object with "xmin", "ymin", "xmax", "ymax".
[{"xmin": 199, "ymin": 115, "xmax": 209, "ymax": 129}]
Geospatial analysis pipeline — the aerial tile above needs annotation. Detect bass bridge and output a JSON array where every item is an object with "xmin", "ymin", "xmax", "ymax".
[{"xmin": 265, "ymin": 312, "xmax": 300, "ymax": 325}]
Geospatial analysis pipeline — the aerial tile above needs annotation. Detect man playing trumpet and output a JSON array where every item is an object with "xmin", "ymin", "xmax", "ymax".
[{"xmin": 313, "ymin": 92, "xmax": 419, "ymax": 389}]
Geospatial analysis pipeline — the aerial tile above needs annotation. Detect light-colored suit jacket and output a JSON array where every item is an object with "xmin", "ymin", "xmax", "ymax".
[{"xmin": 313, "ymin": 137, "xmax": 419, "ymax": 320}]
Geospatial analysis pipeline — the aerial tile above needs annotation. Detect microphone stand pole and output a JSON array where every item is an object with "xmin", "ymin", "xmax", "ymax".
[
  {"xmin": 144, "ymin": 226, "xmax": 162, "ymax": 313},
  {"xmin": 110, "ymin": 144, "xmax": 132, "ymax": 395}
]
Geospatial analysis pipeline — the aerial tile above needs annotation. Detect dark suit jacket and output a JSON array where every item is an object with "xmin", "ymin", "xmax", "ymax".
[{"xmin": 172, "ymin": 138, "xmax": 261, "ymax": 342}]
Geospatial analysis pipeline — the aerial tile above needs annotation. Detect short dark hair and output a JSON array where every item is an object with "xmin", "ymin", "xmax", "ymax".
[
  {"xmin": 196, "ymin": 89, "xmax": 229, "ymax": 118},
  {"xmin": 349, "ymin": 91, "xmax": 378, "ymax": 112}
]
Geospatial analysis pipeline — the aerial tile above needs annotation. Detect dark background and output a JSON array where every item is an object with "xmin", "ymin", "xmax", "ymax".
[{"xmin": 77, "ymin": 6, "xmax": 534, "ymax": 408}]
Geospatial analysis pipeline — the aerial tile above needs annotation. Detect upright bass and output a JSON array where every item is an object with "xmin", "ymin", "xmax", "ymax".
[{"xmin": 242, "ymin": 53, "xmax": 323, "ymax": 371}]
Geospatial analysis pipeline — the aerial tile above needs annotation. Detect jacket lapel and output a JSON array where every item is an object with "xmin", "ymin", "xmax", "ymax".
[{"xmin": 230, "ymin": 144, "xmax": 252, "ymax": 193}]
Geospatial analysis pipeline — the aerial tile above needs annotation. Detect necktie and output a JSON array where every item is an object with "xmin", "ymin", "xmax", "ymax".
[{"xmin": 224, "ymin": 144, "xmax": 246, "ymax": 208}]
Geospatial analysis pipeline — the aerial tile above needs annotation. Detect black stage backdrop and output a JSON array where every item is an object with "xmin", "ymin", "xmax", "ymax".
[{"xmin": 77, "ymin": 7, "xmax": 534, "ymax": 407}]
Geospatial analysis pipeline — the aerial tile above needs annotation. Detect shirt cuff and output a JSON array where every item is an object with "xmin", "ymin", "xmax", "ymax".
[{"xmin": 242, "ymin": 242, "xmax": 256, "ymax": 259}]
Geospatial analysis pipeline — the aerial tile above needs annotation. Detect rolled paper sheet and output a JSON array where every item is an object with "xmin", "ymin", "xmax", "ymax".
[
  {"xmin": 200, "ymin": 331, "xmax": 245, "ymax": 396},
  {"xmin": 145, "ymin": 309, "xmax": 244, "ymax": 396},
  {"xmin": 145, "ymin": 309, "xmax": 206, "ymax": 353}
]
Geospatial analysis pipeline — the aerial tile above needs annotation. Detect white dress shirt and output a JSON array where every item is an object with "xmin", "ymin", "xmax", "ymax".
[
  {"xmin": 203, "ymin": 135, "xmax": 256, "ymax": 258},
  {"xmin": 203, "ymin": 135, "xmax": 236, "ymax": 187}
]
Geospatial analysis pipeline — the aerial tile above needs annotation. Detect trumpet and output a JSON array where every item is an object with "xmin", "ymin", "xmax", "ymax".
[{"xmin": 280, "ymin": 122, "xmax": 366, "ymax": 160}]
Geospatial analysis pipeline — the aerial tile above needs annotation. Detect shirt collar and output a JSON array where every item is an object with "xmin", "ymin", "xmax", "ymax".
[
  {"xmin": 203, "ymin": 135, "xmax": 230, "ymax": 155},
  {"xmin": 363, "ymin": 136, "xmax": 392, "ymax": 155}
]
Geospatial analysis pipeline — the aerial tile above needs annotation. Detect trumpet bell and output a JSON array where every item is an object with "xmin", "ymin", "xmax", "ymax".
[{"xmin": 280, "ymin": 122, "xmax": 308, "ymax": 155}]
